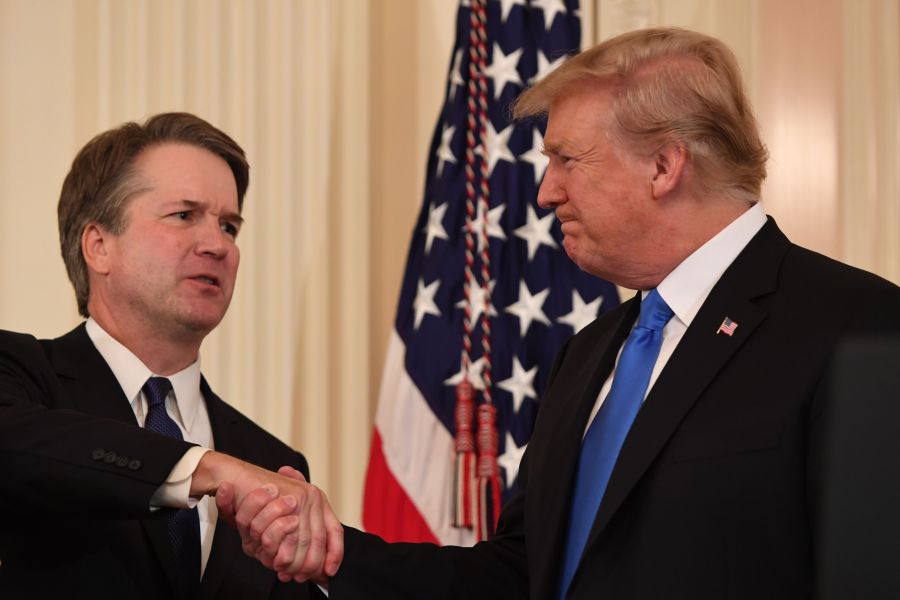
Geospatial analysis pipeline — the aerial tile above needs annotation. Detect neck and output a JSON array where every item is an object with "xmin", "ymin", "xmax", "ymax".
[
  {"xmin": 620, "ymin": 196, "xmax": 753, "ymax": 290},
  {"xmin": 89, "ymin": 307, "xmax": 204, "ymax": 376}
]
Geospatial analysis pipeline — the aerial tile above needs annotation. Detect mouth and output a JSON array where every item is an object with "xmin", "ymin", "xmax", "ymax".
[{"xmin": 190, "ymin": 275, "xmax": 220, "ymax": 288}]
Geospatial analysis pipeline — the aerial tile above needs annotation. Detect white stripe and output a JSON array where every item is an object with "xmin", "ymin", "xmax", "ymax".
[{"xmin": 375, "ymin": 330, "xmax": 476, "ymax": 546}]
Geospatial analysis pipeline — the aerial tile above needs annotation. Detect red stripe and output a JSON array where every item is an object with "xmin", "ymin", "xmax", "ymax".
[{"xmin": 362, "ymin": 429, "xmax": 440, "ymax": 544}]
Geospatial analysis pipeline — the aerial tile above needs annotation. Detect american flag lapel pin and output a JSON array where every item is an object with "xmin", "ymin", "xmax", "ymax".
[{"xmin": 716, "ymin": 317, "xmax": 738, "ymax": 336}]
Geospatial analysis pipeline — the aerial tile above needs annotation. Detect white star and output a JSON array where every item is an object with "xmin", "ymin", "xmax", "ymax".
[
  {"xmin": 484, "ymin": 43, "xmax": 523, "ymax": 99},
  {"xmin": 467, "ymin": 202, "xmax": 507, "ymax": 252},
  {"xmin": 498, "ymin": 357, "xmax": 538, "ymax": 413},
  {"xmin": 423, "ymin": 201, "xmax": 449, "ymax": 253},
  {"xmin": 435, "ymin": 124, "xmax": 457, "ymax": 177},
  {"xmin": 476, "ymin": 121, "xmax": 515, "ymax": 176},
  {"xmin": 449, "ymin": 49, "xmax": 465, "ymax": 100},
  {"xmin": 518, "ymin": 129, "xmax": 549, "ymax": 185},
  {"xmin": 533, "ymin": 0, "xmax": 566, "ymax": 31},
  {"xmin": 529, "ymin": 50, "xmax": 567, "ymax": 84},
  {"xmin": 444, "ymin": 353, "xmax": 486, "ymax": 390},
  {"xmin": 505, "ymin": 280, "xmax": 551, "ymax": 337},
  {"xmin": 514, "ymin": 204, "xmax": 558, "ymax": 260},
  {"xmin": 455, "ymin": 279, "xmax": 498, "ymax": 329},
  {"xmin": 498, "ymin": 432, "xmax": 528, "ymax": 488},
  {"xmin": 557, "ymin": 290, "xmax": 603, "ymax": 333},
  {"xmin": 412, "ymin": 278, "xmax": 442, "ymax": 330},
  {"xmin": 498, "ymin": 0, "xmax": 525, "ymax": 22}
]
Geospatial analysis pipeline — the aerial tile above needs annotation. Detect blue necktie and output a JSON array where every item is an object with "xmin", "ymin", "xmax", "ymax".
[
  {"xmin": 558, "ymin": 289, "xmax": 674, "ymax": 599},
  {"xmin": 143, "ymin": 376, "xmax": 201, "ymax": 597}
]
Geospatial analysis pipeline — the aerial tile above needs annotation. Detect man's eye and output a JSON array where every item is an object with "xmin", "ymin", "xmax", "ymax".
[
  {"xmin": 174, "ymin": 210, "xmax": 192, "ymax": 220},
  {"xmin": 221, "ymin": 222, "xmax": 239, "ymax": 237}
]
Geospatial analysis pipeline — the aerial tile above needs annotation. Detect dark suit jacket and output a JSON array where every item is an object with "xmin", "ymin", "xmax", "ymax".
[
  {"xmin": 0, "ymin": 324, "xmax": 314, "ymax": 600},
  {"xmin": 331, "ymin": 219, "xmax": 900, "ymax": 599}
]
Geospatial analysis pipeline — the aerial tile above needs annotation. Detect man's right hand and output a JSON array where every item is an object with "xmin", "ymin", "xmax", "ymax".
[{"xmin": 192, "ymin": 451, "xmax": 343, "ymax": 584}]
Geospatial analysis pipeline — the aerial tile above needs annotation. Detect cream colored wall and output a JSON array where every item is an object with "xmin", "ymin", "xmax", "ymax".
[{"xmin": 0, "ymin": 0, "xmax": 897, "ymax": 528}]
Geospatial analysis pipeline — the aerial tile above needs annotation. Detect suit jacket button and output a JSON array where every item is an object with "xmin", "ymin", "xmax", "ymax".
[
  {"xmin": 92, "ymin": 448, "xmax": 105, "ymax": 461},
  {"xmin": 115, "ymin": 456, "xmax": 129, "ymax": 468},
  {"xmin": 103, "ymin": 451, "xmax": 118, "ymax": 464},
  {"xmin": 128, "ymin": 459, "xmax": 142, "ymax": 471}
]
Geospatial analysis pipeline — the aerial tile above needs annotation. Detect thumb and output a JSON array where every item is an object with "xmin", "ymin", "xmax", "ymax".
[{"xmin": 277, "ymin": 465, "xmax": 307, "ymax": 482}]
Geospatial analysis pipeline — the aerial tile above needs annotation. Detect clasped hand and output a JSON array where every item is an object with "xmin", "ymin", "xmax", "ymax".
[{"xmin": 196, "ymin": 453, "xmax": 343, "ymax": 584}]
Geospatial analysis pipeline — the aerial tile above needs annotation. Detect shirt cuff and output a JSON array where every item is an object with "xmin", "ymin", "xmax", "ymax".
[{"xmin": 150, "ymin": 446, "xmax": 212, "ymax": 509}]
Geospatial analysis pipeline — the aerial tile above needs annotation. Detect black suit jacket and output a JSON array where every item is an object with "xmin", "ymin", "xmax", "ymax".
[
  {"xmin": 0, "ymin": 324, "xmax": 314, "ymax": 600},
  {"xmin": 331, "ymin": 219, "xmax": 900, "ymax": 599}
]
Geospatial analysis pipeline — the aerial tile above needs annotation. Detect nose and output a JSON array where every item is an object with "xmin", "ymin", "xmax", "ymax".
[
  {"xmin": 195, "ymin": 216, "xmax": 230, "ymax": 259},
  {"xmin": 537, "ymin": 160, "xmax": 566, "ymax": 209}
]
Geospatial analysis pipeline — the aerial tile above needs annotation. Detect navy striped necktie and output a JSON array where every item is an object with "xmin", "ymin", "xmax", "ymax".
[{"xmin": 143, "ymin": 376, "xmax": 201, "ymax": 598}]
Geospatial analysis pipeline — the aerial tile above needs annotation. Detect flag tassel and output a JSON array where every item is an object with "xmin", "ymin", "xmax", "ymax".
[
  {"xmin": 452, "ymin": 381, "xmax": 476, "ymax": 528},
  {"xmin": 475, "ymin": 403, "xmax": 501, "ymax": 540}
]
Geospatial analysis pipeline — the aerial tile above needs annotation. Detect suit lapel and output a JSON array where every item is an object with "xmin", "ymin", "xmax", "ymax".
[
  {"xmin": 198, "ymin": 380, "xmax": 246, "ymax": 600},
  {"xmin": 49, "ymin": 324, "xmax": 139, "ymax": 425},
  {"xmin": 580, "ymin": 219, "xmax": 791, "ymax": 560},
  {"xmin": 48, "ymin": 324, "xmax": 183, "ymax": 597}
]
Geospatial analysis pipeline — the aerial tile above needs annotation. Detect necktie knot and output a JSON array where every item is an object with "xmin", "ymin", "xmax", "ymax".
[
  {"xmin": 637, "ymin": 288, "xmax": 674, "ymax": 332},
  {"xmin": 143, "ymin": 376, "xmax": 173, "ymax": 409}
]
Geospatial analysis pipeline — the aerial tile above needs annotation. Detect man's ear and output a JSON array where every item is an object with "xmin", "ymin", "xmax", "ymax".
[
  {"xmin": 650, "ymin": 142, "xmax": 688, "ymax": 199},
  {"xmin": 82, "ymin": 223, "xmax": 113, "ymax": 275}
]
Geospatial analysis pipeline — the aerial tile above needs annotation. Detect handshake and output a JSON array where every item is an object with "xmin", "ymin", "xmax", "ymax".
[{"xmin": 193, "ymin": 451, "xmax": 344, "ymax": 585}]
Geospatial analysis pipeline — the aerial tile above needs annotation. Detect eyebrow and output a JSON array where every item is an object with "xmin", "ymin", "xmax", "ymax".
[
  {"xmin": 177, "ymin": 199, "xmax": 245, "ymax": 225},
  {"xmin": 542, "ymin": 141, "xmax": 561, "ymax": 156}
]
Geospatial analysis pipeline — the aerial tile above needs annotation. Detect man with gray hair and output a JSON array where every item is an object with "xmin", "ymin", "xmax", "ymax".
[{"xmin": 227, "ymin": 28, "xmax": 899, "ymax": 599}]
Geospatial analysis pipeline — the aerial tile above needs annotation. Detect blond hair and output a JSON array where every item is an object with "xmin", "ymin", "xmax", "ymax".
[{"xmin": 515, "ymin": 27, "xmax": 767, "ymax": 202}]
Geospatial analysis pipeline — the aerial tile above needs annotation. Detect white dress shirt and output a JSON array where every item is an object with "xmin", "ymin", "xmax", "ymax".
[
  {"xmin": 85, "ymin": 318, "xmax": 217, "ymax": 576},
  {"xmin": 585, "ymin": 202, "xmax": 768, "ymax": 431}
]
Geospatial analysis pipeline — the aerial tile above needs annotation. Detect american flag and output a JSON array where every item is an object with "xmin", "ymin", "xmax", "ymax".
[
  {"xmin": 716, "ymin": 317, "xmax": 738, "ymax": 336},
  {"xmin": 362, "ymin": 0, "xmax": 619, "ymax": 545}
]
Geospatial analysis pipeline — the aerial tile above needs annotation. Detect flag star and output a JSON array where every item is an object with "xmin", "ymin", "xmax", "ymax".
[
  {"xmin": 476, "ymin": 121, "xmax": 516, "ymax": 176},
  {"xmin": 557, "ymin": 290, "xmax": 603, "ymax": 333},
  {"xmin": 518, "ymin": 129, "xmax": 549, "ymax": 184},
  {"xmin": 448, "ymin": 49, "xmax": 465, "ymax": 100},
  {"xmin": 455, "ymin": 279, "xmax": 498, "ymax": 329},
  {"xmin": 484, "ymin": 43, "xmax": 523, "ymax": 99},
  {"xmin": 533, "ymin": 0, "xmax": 566, "ymax": 31},
  {"xmin": 514, "ymin": 204, "xmax": 558, "ymax": 260},
  {"xmin": 467, "ymin": 202, "xmax": 507, "ymax": 252},
  {"xmin": 498, "ymin": 431, "xmax": 527, "ymax": 488},
  {"xmin": 435, "ymin": 124, "xmax": 457, "ymax": 177},
  {"xmin": 444, "ymin": 353, "xmax": 486, "ymax": 390},
  {"xmin": 498, "ymin": 357, "xmax": 538, "ymax": 413},
  {"xmin": 529, "ymin": 50, "xmax": 567, "ymax": 84},
  {"xmin": 412, "ymin": 278, "xmax": 442, "ymax": 330},
  {"xmin": 423, "ymin": 201, "xmax": 449, "ymax": 253},
  {"xmin": 498, "ymin": 0, "xmax": 525, "ymax": 22},
  {"xmin": 505, "ymin": 280, "xmax": 551, "ymax": 337}
]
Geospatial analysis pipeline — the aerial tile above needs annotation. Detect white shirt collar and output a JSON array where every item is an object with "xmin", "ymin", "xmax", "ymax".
[
  {"xmin": 655, "ymin": 202, "xmax": 767, "ymax": 327},
  {"xmin": 84, "ymin": 317, "xmax": 203, "ymax": 432}
]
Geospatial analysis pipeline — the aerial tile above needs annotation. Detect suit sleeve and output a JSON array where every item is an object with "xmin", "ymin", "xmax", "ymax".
[{"xmin": 0, "ymin": 330, "xmax": 193, "ymax": 517}]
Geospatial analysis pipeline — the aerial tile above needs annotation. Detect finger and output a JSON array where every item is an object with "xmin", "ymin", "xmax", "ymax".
[
  {"xmin": 280, "ymin": 489, "xmax": 313, "ymax": 579},
  {"xmin": 235, "ymin": 484, "xmax": 278, "ymax": 557},
  {"xmin": 277, "ymin": 465, "xmax": 306, "ymax": 482},
  {"xmin": 270, "ymin": 514, "xmax": 300, "ymax": 572},
  {"xmin": 253, "ymin": 495, "xmax": 298, "ymax": 561},
  {"xmin": 296, "ymin": 488, "xmax": 327, "ymax": 581},
  {"xmin": 215, "ymin": 481, "xmax": 236, "ymax": 525},
  {"xmin": 321, "ymin": 497, "xmax": 345, "ymax": 577}
]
